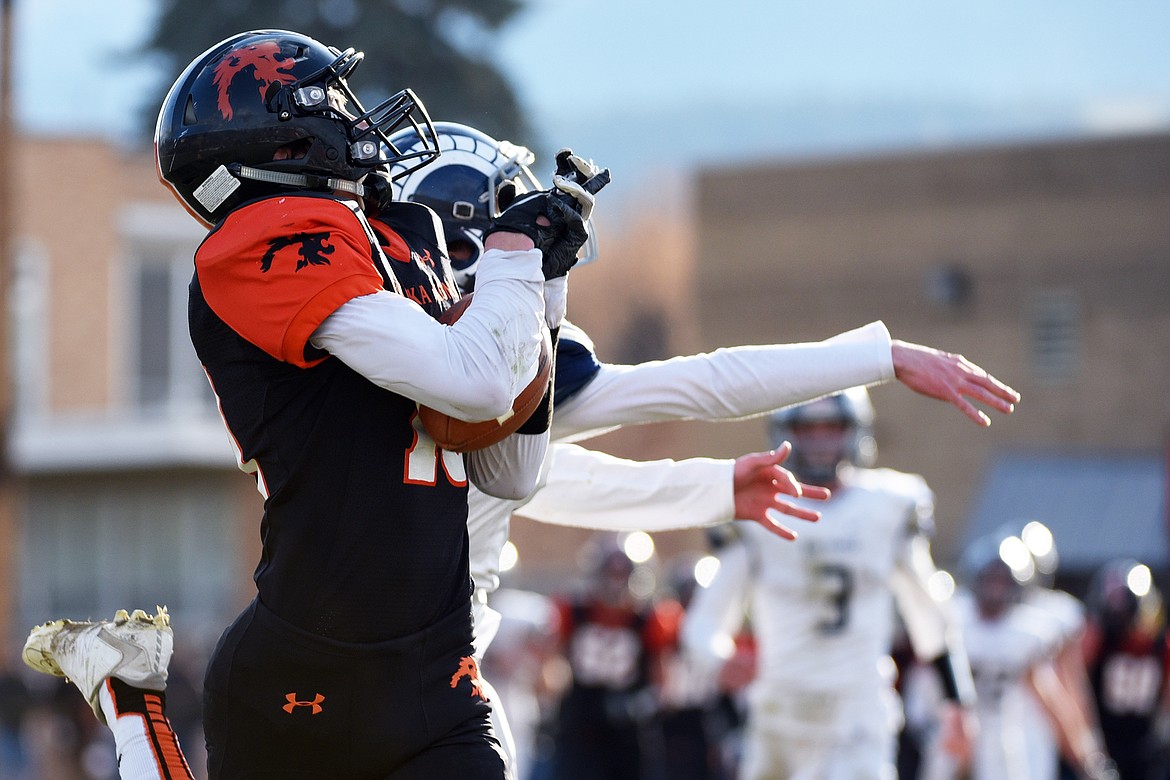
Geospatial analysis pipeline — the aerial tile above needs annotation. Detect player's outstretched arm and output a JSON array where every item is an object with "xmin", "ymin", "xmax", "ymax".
[
  {"xmin": 550, "ymin": 324, "xmax": 1019, "ymax": 443},
  {"xmin": 512, "ymin": 442, "xmax": 827, "ymax": 539},
  {"xmin": 551, "ymin": 323, "xmax": 895, "ymax": 442},
  {"xmin": 890, "ymin": 340, "xmax": 1020, "ymax": 426}
]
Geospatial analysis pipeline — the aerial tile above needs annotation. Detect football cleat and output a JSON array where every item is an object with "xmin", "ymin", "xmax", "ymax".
[{"xmin": 22, "ymin": 606, "xmax": 173, "ymax": 723}]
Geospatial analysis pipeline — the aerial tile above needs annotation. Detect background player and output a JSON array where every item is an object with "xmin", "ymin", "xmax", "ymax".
[
  {"xmin": 679, "ymin": 389, "xmax": 976, "ymax": 780},
  {"xmin": 542, "ymin": 536, "xmax": 678, "ymax": 780},
  {"xmin": 947, "ymin": 533, "xmax": 1116, "ymax": 780},
  {"xmin": 1082, "ymin": 559, "xmax": 1170, "ymax": 780},
  {"xmin": 1016, "ymin": 522, "xmax": 1102, "ymax": 780}
]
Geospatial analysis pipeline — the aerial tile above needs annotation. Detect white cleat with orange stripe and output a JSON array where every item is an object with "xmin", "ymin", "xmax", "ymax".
[{"xmin": 22, "ymin": 606, "xmax": 173, "ymax": 724}]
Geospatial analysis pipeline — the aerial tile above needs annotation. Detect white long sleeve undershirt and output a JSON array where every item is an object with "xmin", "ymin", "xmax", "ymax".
[
  {"xmin": 552, "ymin": 321, "xmax": 895, "ymax": 442},
  {"xmin": 311, "ymin": 247, "xmax": 545, "ymax": 420}
]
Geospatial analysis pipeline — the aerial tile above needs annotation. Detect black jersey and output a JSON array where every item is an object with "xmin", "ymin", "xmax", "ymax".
[
  {"xmin": 190, "ymin": 193, "xmax": 470, "ymax": 642},
  {"xmin": 1086, "ymin": 622, "xmax": 1170, "ymax": 777}
]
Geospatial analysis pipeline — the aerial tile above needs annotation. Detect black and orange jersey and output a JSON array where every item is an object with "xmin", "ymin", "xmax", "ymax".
[
  {"xmin": 553, "ymin": 596, "xmax": 677, "ymax": 694},
  {"xmin": 1084, "ymin": 621, "xmax": 1170, "ymax": 764},
  {"xmin": 190, "ymin": 193, "xmax": 470, "ymax": 642}
]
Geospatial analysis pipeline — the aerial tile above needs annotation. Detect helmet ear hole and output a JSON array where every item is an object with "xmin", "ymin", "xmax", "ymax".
[{"xmin": 495, "ymin": 182, "xmax": 518, "ymax": 212}]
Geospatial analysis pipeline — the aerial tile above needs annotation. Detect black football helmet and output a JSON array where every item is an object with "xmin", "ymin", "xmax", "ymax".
[
  {"xmin": 386, "ymin": 122, "xmax": 599, "ymax": 292},
  {"xmin": 156, "ymin": 29, "xmax": 439, "ymax": 226},
  {"xmin": 768, "ymin": 386, "xmax": 876, "ymax": 485},
  {"xmin": 1087, "ymin": 558, "xmax": 1163, "ymax": 638},
  {"xmin": 961, "ymin": 532, "xmax": 1033, "ymax": 618}
]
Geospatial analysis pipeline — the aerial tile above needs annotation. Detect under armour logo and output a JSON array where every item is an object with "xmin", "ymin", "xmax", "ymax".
[
  {"xmin": 283, "ymin": 692, "xmax": 325, "ymax": 715},
  {"xmin": 449, "ymin": 656, "xmax": 487, "ymax": 700}
]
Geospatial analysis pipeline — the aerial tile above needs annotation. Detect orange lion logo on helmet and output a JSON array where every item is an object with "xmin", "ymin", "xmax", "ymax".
[{"xmin": 212, "ymin": 41, "xmax": 299, "ymax": 120}]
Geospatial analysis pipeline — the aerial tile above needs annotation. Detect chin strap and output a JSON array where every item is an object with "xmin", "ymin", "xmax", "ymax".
[{"xmin": 230, "ymin": 164, "xmax": 367, "ymax": 198}]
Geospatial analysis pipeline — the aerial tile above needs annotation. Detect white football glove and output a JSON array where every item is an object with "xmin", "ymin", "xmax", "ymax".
[{"xmin": 552, "ymin": 148, "xmax": 605, "ymax": 221}]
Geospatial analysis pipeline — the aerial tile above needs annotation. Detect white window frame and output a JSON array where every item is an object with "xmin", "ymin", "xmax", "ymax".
[{"xmin": 9, "ymin": 202, "xmax": 234, "ymax": 473}]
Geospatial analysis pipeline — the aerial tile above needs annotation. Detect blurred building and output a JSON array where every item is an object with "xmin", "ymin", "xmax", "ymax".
[
  {"xmin": 1, "ymin": 136, "xmax": 258, "ymax": 649},
  {"xmin": 555, "ymin": 130, "xmax": 1170, "ymax": 587},
  {"xmin": 1, "ymin": 131, "xmax": 1168, "ymax": 645}
]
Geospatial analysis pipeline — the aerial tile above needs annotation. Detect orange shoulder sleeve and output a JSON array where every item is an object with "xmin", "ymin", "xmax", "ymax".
[
  {"xmin": 644, "ymin": 600, "xmax": 684, "ymax": 653},
  {"xmin": 195, "ymin": 196, "xmax": 385, "ymax": 367}
]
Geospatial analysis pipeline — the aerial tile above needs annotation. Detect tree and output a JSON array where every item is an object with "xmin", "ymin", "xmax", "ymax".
[{"xmin": 137, "ymin": 0, "xmax": 531, "ymax": 147}]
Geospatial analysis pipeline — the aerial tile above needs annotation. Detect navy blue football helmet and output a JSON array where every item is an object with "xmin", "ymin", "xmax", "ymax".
[
  {"xmin": 1088, "ymin": 559, "xmax": 1163, "ymax": 637},
  {"xmin": 386, "ymin": 122, "xmax": 599, "ymax": 291}
]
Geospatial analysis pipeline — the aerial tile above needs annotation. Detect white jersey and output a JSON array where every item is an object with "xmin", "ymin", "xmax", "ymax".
[
  {"xmin": 1017, "ymin": 588, "xmax": 1087, "ymax": 780},
  {"xmin": 680, "ymin": 466, "xmax": 935, "ymax": 780},
  {"xmin": 954, "ymin": 594, "xmax": 1064, "ymax": 780},
  {"xmin": 1025, "ymin": 587, "xmax": 1085, "ymax": 647},
  {"xmin": 469, "ymin": 320, "xmax": 895, "ymax": 776},
  {"xmin": 684, "ymin": 467, "xmax": 934, "ymax": 695}
]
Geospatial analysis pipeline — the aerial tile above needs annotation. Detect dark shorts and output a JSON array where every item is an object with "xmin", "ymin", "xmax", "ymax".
[{"xmin": 203, "ymin": 598, "xmax": 504, "ymax": 779}]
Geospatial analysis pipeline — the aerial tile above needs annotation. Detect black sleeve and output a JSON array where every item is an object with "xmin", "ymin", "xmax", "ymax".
[
  {"xmin": 516, "ymin": 327, "xmax": 558, "ymax": 435},
  {"xmin": 930, "ymin": 646, "xmax": 977, "ymax": 707}
]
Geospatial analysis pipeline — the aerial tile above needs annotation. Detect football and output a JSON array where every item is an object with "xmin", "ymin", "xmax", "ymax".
[{"xmin": 418, "ymin": 294, "xmax": 553, "ymax": 452}]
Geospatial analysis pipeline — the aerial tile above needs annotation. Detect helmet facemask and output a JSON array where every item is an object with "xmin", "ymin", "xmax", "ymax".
[
  {"xmin": 236, "ymin": 46, "xmax": 438, "ymax": 194},
  {"xmin": 768, "ymin": 387, "xmax": 876, "ymax": 486}
]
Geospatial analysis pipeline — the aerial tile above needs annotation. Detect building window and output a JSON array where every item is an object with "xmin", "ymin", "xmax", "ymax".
[
  {"xmin": 1029, "ymin": 289, "xmax": 1081, "ymax": 384},
  {"xmin": 616, "ymin": 308, "xmax": 671, "ymax": 364},
  {"xmin": 12, "ymin": 239, "xmax": 49, "ymax": 417},
  {"xmin": 135, "ymin": 260, "xmax": 175, "ymax": 407},
  {"xmin": 17, "ymin": 473, "xmax": 242, "ymax": 644},
  {"xmin": 121, "ymin": 204, "xmax": 211, "ymax": 417}
]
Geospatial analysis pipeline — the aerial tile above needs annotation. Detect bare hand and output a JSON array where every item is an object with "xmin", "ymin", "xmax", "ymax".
[
  {"xmin": 937, "ymin": 701, "xmax": 976, "ymax": 766},
  {"xmin": 891, "ymin": 340, "xmax": 1020, "ymax": 427},
  {"xmin": 732, "ymin": 443, "xmax": 831, "ymax": 541}
]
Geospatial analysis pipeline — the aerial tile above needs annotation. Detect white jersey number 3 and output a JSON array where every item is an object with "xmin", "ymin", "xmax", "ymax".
[{"xmin": 814, "ymin": 563, "xmax": 855, "ymax": 635}]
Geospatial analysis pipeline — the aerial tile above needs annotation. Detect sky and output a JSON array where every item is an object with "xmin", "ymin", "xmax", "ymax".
[{"xmin": 12, "ymin": 0, "xmax": 1170, "ymax": 202}]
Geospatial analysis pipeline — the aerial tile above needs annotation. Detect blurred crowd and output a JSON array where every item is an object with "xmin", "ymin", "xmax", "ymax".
[
  {"xmin": 2, "ymin": 524, "xmax": 1167, "ymax": 780},
  {"xmin": 483, "ymin": 526, "xmax": 1170, "ymax": 780}
]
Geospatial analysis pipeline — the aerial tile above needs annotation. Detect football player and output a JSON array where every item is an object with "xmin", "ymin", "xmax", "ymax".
[
  {"xmin": 1083, "ymin": 559, "xmax": 1170, "ymax": 780},
  {"xmin": 23, "ymin": 29, "xmax": 598, "ymax": 780},
  {"xmin": 679, "ymin": 389, "xmax": 977, "ymax": 780},
  {"xmin": 948, "ymin": 534, "xmax": 1116, "ymax": 780},
  {"xmin": 1016, "ymin": 522, "xmax": 1102, "ymax": 780},
  {"xmin": 387, "ymin": 121, "xmax": 1021, "ymax": 777},
  {"xmin": 544, "ymin": 536, "xmax": 680, "ymax": 780}
]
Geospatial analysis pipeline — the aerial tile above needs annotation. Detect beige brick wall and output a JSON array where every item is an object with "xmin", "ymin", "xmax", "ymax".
[
  {"xmin": 688, "ymin": 133, "xmax": 1170, "ymax": 560},
  {"xmin": 14, "ymin": 136, "xmax": 174, "ymax": 413}
]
